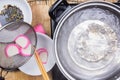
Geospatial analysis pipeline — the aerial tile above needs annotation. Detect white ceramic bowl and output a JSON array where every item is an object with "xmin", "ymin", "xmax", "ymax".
[
  {"xmin": 0, "ymin": 0, "xmax": 32, "ymax": 25},
  {"xmin": 19, "ymin": 32, "xmax": 55, "ymax": 76}
]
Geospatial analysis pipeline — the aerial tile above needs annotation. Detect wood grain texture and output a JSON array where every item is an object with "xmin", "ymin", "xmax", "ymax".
[
  {"xmin": 5, "ymin": 71, "xmax": 52, "ymax": 80},
  {"xmin": 2, "ymin": 0, "xmax": 55, "ymax": 80},
  {"xmin": 28, "ymin": 0, "xmax": 55, "ymax": 36}
]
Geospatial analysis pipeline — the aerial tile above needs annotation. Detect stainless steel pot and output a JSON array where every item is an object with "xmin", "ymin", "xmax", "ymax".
[{"xmin": 49, "ymin": 0, "xmax": 120, "ymax": 80}]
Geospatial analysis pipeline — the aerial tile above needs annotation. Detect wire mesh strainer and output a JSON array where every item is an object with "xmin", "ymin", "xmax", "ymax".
[{"xmin": 0, "ymin": 21, "xmax": 37, "ymax": 71}]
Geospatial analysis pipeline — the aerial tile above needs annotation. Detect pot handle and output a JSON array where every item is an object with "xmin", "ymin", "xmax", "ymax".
[
  {"xmin": 114, "ymin": 0, "xmax": 120, "ymax": 5},
  {"xmin": 49, "ymin": 0, "xmax": 69, "ymax": 22}
]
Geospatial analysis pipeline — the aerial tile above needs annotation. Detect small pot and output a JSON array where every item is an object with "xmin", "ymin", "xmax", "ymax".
[{"xmin": 49, "ymin": 0, "xmax": 120, "ymax": 80}]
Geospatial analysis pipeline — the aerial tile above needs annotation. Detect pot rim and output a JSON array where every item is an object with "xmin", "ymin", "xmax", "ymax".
[{"xmin": 54, "ymin": 1, "xmax": 120, "ymax": 80}]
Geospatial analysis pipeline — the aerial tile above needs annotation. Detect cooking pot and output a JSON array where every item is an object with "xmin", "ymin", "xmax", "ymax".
[{"xmin": 49, "ymin": 0, "xmax": 120, "ymax": 80}]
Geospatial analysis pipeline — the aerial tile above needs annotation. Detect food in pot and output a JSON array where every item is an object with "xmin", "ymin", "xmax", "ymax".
[{"xmin": 68, "ymin": 20, "xmax": 117, "ymax": 70}]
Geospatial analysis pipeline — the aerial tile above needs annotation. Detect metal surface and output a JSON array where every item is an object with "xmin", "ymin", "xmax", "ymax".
[
  {"xmin": 0, "ymin": 21, "xmax": 37, "ymax": 71},
  {"xmin": 54, "ymin": 1, "xmax": 120, "ymax": 80}
]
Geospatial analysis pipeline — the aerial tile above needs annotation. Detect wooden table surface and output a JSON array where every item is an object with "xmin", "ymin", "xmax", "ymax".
[
  {"xmin": 2, "ymin": 0, "xmax": 55, "ymax": 80},
  {"xmin": 1, "ymin": 0, "xmax": 117, "ymax": 80}
]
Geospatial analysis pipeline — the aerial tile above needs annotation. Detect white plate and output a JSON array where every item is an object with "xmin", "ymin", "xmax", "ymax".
[
  {"xmin": 0, "ymin": 0, "xmax": 32, "ymax": 25},
  {"xmin": 19, "ymin": 33, "xmax": 55, "ymax": 76}
]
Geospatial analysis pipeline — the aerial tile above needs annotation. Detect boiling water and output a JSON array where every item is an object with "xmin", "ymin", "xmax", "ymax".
[
  {"xmin": 55, "ymin": 5, "xmax": 120, "ymax": 79},
  {"xmin": 63, "ymin": 7, "xmax": 120, "ymax": 79},
  {"xmin": 67, "ymin": 7, "xmax": 120, "ymax": 70}
]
